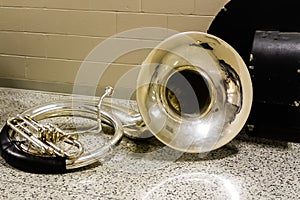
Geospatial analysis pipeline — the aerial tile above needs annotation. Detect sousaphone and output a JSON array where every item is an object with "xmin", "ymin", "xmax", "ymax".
[{"xmin": 0, "ymin": 32, "xmax": 252, "ymax": 173}]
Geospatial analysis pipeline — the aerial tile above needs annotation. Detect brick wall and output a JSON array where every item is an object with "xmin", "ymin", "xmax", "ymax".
[{"xmin": 0, "ymin": 0, "xmax": 228, "ymax": 94}]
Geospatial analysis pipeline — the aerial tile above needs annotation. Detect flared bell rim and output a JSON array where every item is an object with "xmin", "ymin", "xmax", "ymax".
[{"xmin": 136, "ymin": 31, "xmax": 253, "ymax": 153}]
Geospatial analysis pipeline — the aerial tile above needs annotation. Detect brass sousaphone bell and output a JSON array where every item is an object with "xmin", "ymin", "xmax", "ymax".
[
  {"xmin": 136, "ymin": 32, "xmax": 252, "ymax": 152},
  {"xmin": 0, "ymin": 32, "xmax": 252, "ymax": 173}
]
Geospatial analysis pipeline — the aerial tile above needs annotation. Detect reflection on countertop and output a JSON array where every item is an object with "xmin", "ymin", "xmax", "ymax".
[{"xmin": 0, "ymin": 87, "xmax": 299, "ymax": 199}]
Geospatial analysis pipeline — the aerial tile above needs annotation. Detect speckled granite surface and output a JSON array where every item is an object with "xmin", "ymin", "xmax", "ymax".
[{"xmin": 0, "ymin": 87, "xmax": 299, "ymax": 199}]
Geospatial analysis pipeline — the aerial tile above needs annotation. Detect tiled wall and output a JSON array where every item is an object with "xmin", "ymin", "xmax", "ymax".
[{"xmin": 0, "ymin": 0, "xmax": 228, "ymax": 94}]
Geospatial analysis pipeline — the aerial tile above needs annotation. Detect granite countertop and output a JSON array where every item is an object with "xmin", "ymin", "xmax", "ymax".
[{"xmin": 0, "ymin": 87, "xmax": 299, "ymax": 199}]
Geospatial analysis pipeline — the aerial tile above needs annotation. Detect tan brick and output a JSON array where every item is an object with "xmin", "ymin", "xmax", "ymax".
[
  {"xmin": 98, "ymin": 63, "xmax": 137, "ymax": 89},
  {"xmin": 142, "ymin": 0, "xmax": 194, "ymax": 14},
  {"xmin": 25, "ymin": 57, "xmax": 81, "ymax": 83},
  {"xmin": 114, "ymin": 48, "xmax": 151, "ymax": 65},
  {"xmin": 73, "ymin": 61, "xmax": 129, "ymax": 86},
  {"xmin": 0, "ymin": 54, "xmax": 26, "ymax": 78},
  {"xmin": 23, "ymin": 8, "xmax": 116, "ymax": 37},
  {"xmin": 0, "ymin": 0, "xmax": 25, "ymax": 7},
  {"xmin": 46, "ymin": 34, "xmax": 103, "ymax": 60},
  {"xmin": 117, "ymin": 13, "xmax": 168, "ymax": 40},
  {"xmin": 0, "ymin": 32, "xmax": 23, "ymax": 55},
  {"xmin": 23, "ymin": 8, "xmax": 48, "ymax": 33},
  {"xmin": 53, "ymin": 60, "xmax": 138, "ymax": 88},
  {"xmin": 44, "ymin": 0, "xmax": 90, "ymax": 10},
  {"xmin": 0, "ymin": 31, "xmax": 46, "ymax": 57},
  {"xmin": 89, "ymin": 0, "xmax": 141, "ymax": 12},
  {"xmin": 0, "ymin": 7, "xmax": 24, "ymax": 31},
  {"xmin": 22, "ymin": 0, "xmax": 45, "ymax": 7},
  {"xmin": 168, "ymin": 15, "xmax": 214, "ymax": 32},
  {"xmin": 23, "ymin": 32, "xmax": 47, "ymax": 57},
  {"xmin": 194, "ymin": 0, "xmax": 229, "ymax": 16},
  {"xmin": 0, "ymin": 0, "xmax": 45, "ymax": 7},
  {"xmin": 75, "ymin": 37, "xmax": 161, "ymax": 63},
  {"xmin": 44, "ymin": 0, "xmax": 140, "ymax": 12},
  {"xmin": 25, "ymin": 57, "xmax": 136, "ymax": 87}
]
